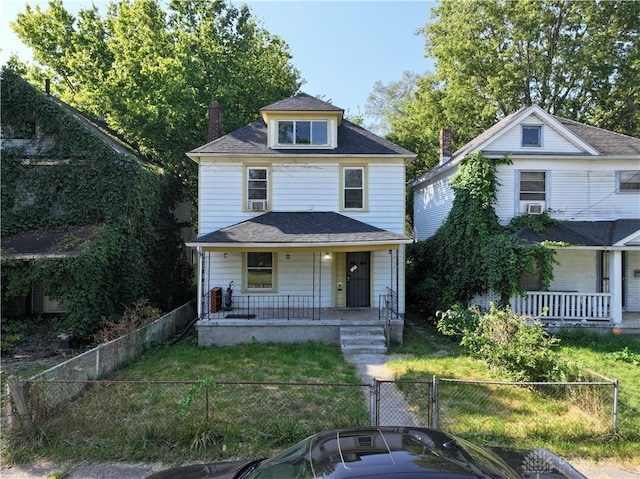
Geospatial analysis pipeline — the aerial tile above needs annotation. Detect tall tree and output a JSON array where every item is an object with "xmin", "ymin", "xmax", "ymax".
[
  {"xmin": 11, "ymin": 0, "xmax": 301, "ymax": 189},
  {"xmin": 378, "ymin": 0, "xmax": 640, "ymax": 182}
]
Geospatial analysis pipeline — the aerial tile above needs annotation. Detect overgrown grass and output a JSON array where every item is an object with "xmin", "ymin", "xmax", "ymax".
[
  {"xmin": 4, "ymin": 340, "xmax": 369, "ymax": 465},
  {"xmin": 4, "ymin": 322, "xmax": 639, "ymax": 468},
  {"xmin": 388, "ymin": 320, "xmax": 640, "ymax": 464}
]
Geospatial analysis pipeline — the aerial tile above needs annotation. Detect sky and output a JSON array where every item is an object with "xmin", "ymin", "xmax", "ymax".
[{"xmin": 0, "ymin": 0, "xmax": 436, "ymax": 122}]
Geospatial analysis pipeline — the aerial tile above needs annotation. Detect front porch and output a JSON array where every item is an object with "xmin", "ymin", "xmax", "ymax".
[
  {"xmin": 510, "ymin": 291, "xmax": 640, "ymax": 335},
  {"xmin": 196, "ymin": 306, "xmax": 404, "ymax": 347}
]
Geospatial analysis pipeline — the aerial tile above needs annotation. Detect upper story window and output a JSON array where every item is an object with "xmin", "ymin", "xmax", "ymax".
[
  {"xmin": 343, "ymin": 166, "xmax": 365, "ymax": 210},
  {"xmin": 519, "ymin": 171, "xmax": 546, "ymax": 201},
  {"xmin": 521, "ymin": 125, "xmax": 542, "ymax": 147},
  {"xmin": 246, "ymin": 166, "xmax": 269, "ymax": 211},
  {"xmin": 618, "ymin": 170, "xmax": 640, "ymax": 192},
  {"xmin": 278, "ymin": 120, "xmax": 328, "ymax": 146}
]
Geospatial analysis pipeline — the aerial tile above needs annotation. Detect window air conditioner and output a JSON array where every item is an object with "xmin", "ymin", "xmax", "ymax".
[
  {"xmin": 249, "ymin": 200, "xmax": 267, "ymax": 211},
  {"xmin": 527, "ymin": 202, "xmax": 544, "ymax": 215}
]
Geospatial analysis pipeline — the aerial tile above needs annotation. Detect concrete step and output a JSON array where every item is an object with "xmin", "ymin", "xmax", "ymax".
[{"xmin": 340, "ymin": 326, "xmax": 387, "ymax": 354}]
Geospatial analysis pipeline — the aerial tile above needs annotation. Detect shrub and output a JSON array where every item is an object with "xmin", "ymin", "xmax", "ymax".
[
  {"xmin": 439, "ymin": 304, "xmax": 569, "ymax": 382},
  {"xmin": 94, "ymin": 299, "xmax": 161, "ymax": 343}
]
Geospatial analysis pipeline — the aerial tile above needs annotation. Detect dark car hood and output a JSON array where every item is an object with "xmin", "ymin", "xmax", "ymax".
[
  {"xmin": 489, "ymin": 447, "xmax": 586, "ymax": 479},
  {"xmin": 146, "ymin": 460, "xmax": 255, "ymax": 479}
]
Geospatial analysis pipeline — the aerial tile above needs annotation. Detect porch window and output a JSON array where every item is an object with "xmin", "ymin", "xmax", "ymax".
[
  {"xmin": 277, "ymin": 120, "xmax": 328, "ymax": 146},
  {"xmin": 617, "ymin": 170, "xmax": 640, "ymax": 191},
  {"xmin": 247, "ymin": 167, "xmax": 269, "ymax": 211},
  {"xmin": 343, "ymin": 166, "xmax": 365, "ymax": 209},
  {"xmin": 246, "ymin": 252, "xmax": 273, "ymax": 290},
  {"xmin": 519, "ymin": 171, "xmax": 546, "ymax": 201}
]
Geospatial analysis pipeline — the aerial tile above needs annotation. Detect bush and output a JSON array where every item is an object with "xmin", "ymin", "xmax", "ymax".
[{"xmin": 438, "ymin": 304, "xmax": 570, "ymax": 382}]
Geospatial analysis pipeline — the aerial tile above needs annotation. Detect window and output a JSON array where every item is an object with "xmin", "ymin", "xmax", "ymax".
[
  {"xmin": 277, "ymin": 120, "xmax": 328, "ymax": 146},
  {"xmin": 522, "ymin": 125, "xmax": 542, "ymax": 147},
  {"xmin": 618, "ymin": 170, "xmax": 640, "ymax": 191},
  {"xmin": 519, "ymin": 171, "xmax": 546, "ymax": 201},
  {"xmin": 247, "ymin": 167, "xmax": 268, "ymax": 210},
  {"xmin": 246, "ymin": 252, "xmax": 273, "ymax": 290},
  {"xmin": 343, "ymin": 167, "xmax": 364, "ymax": 209}
]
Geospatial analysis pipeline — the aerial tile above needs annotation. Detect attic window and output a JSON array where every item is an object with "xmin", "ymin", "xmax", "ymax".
[
  {"xmin": 521, "ymin": 125, "xmax": 542, "ymax": 147},
  {"xmin": 277, "ymin": 120, "xmax": 328, "ymax": 146}
]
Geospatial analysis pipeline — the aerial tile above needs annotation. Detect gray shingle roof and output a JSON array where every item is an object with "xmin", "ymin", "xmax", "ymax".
[
  {"xmin": 1, "ymin": 225, "xmax": 99, "ymax": 258},
  {"xmin": 188, "ymin": 212, "xmax": 410, "ymax": 246},
  {"xmin": 553, "ymin": 117, "xmax": 640, "ymax": 156},
  {"xmin": 515, "ymin": 219, "xmax": 640, "ymax": 246},
  {"xmin": 190, "ymin": 119, "xmax": 415, "ymax": 157},
  {"xmin": 259, "ymin": 92, "xmax": 344, "ymax": 112}
]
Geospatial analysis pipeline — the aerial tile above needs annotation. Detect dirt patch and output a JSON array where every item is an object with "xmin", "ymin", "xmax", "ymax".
[{"xmin": 1, "ymin": 320, "xmax": 83, "ymax": 378}]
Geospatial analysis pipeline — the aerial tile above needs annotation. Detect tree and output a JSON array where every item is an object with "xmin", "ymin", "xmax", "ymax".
[
  {"xmin": 380, "ymin": 0, "xmax": 640, "ymax": 182},
  {"xmin": 11, "ymin": 0, "xmax": 301, "ymax": 191}
]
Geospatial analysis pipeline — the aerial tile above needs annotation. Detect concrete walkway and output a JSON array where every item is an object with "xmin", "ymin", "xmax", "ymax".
[{"xmin": 343, "ymin": 352, "xmax": 421, "ymax": 426}]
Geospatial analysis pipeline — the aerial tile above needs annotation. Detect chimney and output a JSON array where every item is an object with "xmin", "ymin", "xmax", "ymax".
[
  {"xmin": 45, "ymin": 78, "xmax": 51, "ymax": 96},
  {"xmin": 439, "ymin": 128, "xmax": 452, "ymax": 164},
  {"xmin": 208, "ymin": 101, "xmax": 222, "ymax": 142}
]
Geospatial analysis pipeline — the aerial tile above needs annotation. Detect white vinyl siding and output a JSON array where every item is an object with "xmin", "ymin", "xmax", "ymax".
[
  {"xmin": 412, "ymin": 174, "xmax": 455, "ymax": 241},
  {"xmin": 549, "ymin": 250, "xmax": 597, "ymax": 293}
]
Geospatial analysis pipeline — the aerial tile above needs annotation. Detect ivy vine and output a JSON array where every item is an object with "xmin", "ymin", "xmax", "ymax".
[
  {"xmin": 1, "ymin": 68, "xmax": 193, "ymax": 338},
  {"xmin": 407, "ymin": 152, "xmax": 557, "ymax": 316}
]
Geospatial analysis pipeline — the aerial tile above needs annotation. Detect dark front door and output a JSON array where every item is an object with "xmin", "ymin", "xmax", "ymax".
[{"xmin": 346, "ymin": 252, "xmax": 370, "ymax": 307}]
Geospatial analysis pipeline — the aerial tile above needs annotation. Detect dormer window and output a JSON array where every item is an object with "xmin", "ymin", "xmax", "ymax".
[
  {"xmin": 278, "ymin": 120, "xmax": 328, "ymax": 146},
  {"xmin": 522, "ymin": 125, "xmax": 542, "ymax": 147}
]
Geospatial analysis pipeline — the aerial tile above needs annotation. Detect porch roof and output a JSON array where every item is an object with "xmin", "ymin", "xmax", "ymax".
[
  {"xmin": 187, "ymin": 211, "xmax": 411, "ymax": 249},
  {"xmin": 1, "ymin": 224, "xmax": 100, "ymax": 259},
  {"xmin": 515, "ymin": 219, "xmax": 640, "ymax": 247}
]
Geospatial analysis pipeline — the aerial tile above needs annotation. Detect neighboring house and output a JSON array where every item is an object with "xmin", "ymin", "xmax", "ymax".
[
  {"xmin": 411, "ymin": 105, "xmax": 640, "ymax": 329},
  {"xmin": 1, "ymin": 70, "xmax": 191, "ymax": 330},
  {"xmin": 187, "ymin": 93, "xmax": 415, "ymax": 347}
]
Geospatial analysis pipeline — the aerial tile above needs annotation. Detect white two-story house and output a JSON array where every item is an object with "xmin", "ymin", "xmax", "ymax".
[
  {"xmin": 411, "ymin": 105, "xmax": 640, "ymax": 330},
  {"xmin": 187, "ymin": 93, "xmax": 415, "ymax": 347}
]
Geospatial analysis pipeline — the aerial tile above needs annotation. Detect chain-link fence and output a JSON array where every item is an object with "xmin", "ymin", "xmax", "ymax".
[
  {"xmin": 5, "ymin": 302, "xmax": 195, "ymax": 421},
  {"xmin": 374, "ymin": 372, "xmax": 618, "ymax": 439}
]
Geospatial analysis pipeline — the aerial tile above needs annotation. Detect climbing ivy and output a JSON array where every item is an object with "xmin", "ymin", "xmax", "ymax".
[
  {"xmin": 407, "ymin": 152, "xmax": 556, "ymax": 316},
  {"xmin": 1, "ymin": 68, "xmax": 192, "ymax": 338}
]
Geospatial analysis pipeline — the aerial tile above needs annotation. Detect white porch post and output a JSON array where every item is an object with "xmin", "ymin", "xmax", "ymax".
[
  {"xmin": 610, "ymin": 250, "xmax": 623, "ymax": 324},
  {"xmin": 196, "ymin": 246, "xmax": 203, "ymax": 318}
]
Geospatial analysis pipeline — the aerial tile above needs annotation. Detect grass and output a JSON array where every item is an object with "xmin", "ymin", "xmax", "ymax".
[
  {"xmin": 388, "ymin": 320, "xmax": 640, "ymax": 465},
  {"xmin": 4, "ymin": 321, "xmax": 639, "ymax": 468},
  {"xmin": 4, "ymin": 339, "xmax": 369, "ymax": 465}
]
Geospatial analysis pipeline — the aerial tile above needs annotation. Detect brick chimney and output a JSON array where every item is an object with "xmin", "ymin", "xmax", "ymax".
[
  {"xmin": 208, "ymin": 101, "xmax": 222, "ymax": 142},
  {"xmin": 439, "ymin": 128, "xmax": 452, "ymax": 164}
]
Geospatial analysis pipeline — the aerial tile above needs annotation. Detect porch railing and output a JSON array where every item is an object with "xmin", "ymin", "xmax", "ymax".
[
  {"xmin": 203, "ymin": 291, "xmax": 318, "ymax": 320},
  {"xmin": 510, "ymin": 291, "xmax": 611, "ymax": 321}
]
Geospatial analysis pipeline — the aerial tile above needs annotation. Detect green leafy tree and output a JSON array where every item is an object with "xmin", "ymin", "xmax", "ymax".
[
  {"xmin": 376, "ymin": 0, "xmax": 640, "ymax": 182},
  {"xmin": 11, "ymin": 0, "xmax": 301, "ymax": 191}
]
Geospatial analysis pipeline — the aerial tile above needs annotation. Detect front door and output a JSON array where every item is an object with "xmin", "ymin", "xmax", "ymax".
[{"xmin": 346, "ymin": 252, "xmax": 370, "ymax": 307}]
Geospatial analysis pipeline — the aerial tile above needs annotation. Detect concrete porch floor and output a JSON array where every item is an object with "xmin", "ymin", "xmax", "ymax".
[{"xmin": 196, "ymin": 307, "xmax": 403, "ymax": 347}]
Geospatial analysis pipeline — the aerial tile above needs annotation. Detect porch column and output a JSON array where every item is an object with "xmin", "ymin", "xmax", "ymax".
[
  {"xmin": 196, "ymin": 247, "xmax": 203, "ymax": 318},
  {"xmin": 610, "ymin": 250, "xmax": 623, "ymax": 324}
]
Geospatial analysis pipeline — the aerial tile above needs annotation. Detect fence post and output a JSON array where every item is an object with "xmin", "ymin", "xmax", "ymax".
[
  {"xmin": 96, "ymin": 345, "xmax": 101, "ymax": 378},
  {"xmin": 431, "ymin": 375, "xmax": 438, "ymax": 429},
  {"xmin": 612, "ymin": 379, "xmax": 619, "ymax": 434},
  {"xmin": 7, "ymin": 375, "xmax": 32, "ymax": 430},
  {"xmin": 371, "ymin": 380, "xmax": 378, "ymax": 426}
]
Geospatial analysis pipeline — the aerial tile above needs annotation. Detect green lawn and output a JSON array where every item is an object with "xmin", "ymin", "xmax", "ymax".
[
  {"xmin": 4, "ymin": 323, "xmax": 639, "ymax": 468},
  {"xmin": 388, "ymin": 323, "xmax": 640, "ymax": 464}
]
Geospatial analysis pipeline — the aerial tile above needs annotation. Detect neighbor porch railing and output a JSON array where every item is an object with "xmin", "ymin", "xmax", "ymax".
[
  {"xmin": 510, "ymin": 291, "xmax": 611, "ymax": 321},
  {"xmin": 203, "ymin": 291, "xmax": 318, "ymax": 320}
]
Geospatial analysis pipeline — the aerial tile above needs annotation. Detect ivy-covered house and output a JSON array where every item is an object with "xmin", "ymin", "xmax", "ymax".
[
  {"xmin": 410, "ymin": 105, "xmax": 640, "ymax": 331},
  {"xmin": 1, "ymin": 69, "xmax": 192, "ymax": 338}
]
